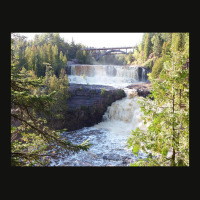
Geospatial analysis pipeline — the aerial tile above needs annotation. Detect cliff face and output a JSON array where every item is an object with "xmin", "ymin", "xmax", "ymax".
[{"xmin": 52, "ymin": 84, "xmax": 125, "ymax": 131}]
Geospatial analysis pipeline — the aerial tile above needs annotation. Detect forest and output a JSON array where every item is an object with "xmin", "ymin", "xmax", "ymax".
[{"xmin": 11, "ymin": 32, "xmax": 189, "ymax": 166}]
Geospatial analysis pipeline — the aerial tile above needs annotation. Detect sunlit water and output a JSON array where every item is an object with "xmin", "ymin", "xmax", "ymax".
[
  {"xmin": 49, "ymin": 65, "xmax": 148, "ymax": 166},
  {"xmin": 67, "ymin": 64, "xmax": 148, "ymax": 88}
]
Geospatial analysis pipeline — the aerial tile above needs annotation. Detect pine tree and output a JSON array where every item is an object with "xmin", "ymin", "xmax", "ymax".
[
  {"xmin": 151, "ymin": 33, "xmax": 163, "ymax": 57},
  {"xmin": 161, "ymin": 41, "xmax": 171, "ymax": 57},
  {"xmin": 127, "ymin": 48, "xmax": 189, "ymax": 166},
  {"xmin": 52, "ymin": 45, "xmax": 59, "ymax": 67},
  {"xmin": 11, "ymin": 35, "xmax": 91, "ymax": 166},
  {"xmin": 62, "ymin": 54, "xmax": 67, "ymax": 67},
  {"xmin": 143, "ymin": 33, "xmax": 151, "ymax": 60},
  {"xmin": 171, "ymin": 33, "xmax": 186, "ymax": 52},
  {"xmin": 33, "ymin": 34, "xmax": 40, "ymax": 46},
  {"xmin": 59, "ymin": 51, "xmax": 64, "ymax": 65},
  {"xmin": 149, "ymin": 57, "xmax": 165, "ymax": 79},
  {"xmin": 47, "ymin": 43, "xmax": 53, "ymax": 65}
]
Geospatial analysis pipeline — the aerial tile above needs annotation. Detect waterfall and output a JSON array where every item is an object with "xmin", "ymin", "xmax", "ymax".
[
  {"xmin": 49, "ymin": 64, "xmax": 149, "ymax": 166},
  {"xmin": 66, "ymin": 64, "xmax": 146, "ymax": 87},
  {"xmin": 141, "ymin": 67, "xmax": 146, "ymax": 82},
  {"xmin": 49, "ymin": 87, "xmax": 147, "ymax": 166},
  {"xmin": 94, "ymin": 88, "xmax": 146, "ymax": 135}
]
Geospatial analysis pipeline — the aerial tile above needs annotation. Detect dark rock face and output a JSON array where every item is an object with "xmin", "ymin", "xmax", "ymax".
[
  {"xmin": 65, "ymin": 65, "xmax": 71, "ymax": 75},
  {"xmin": 53, "ymin": 84, "xmax": 125, "ymax": 131},
  {"xmin": 138, "ymin": 67, "xmax": 151, "ymax": 82}
]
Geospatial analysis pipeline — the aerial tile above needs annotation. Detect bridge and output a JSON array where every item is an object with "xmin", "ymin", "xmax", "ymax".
[{"xmin": 81, "ymin": 46, "xmax": 136, "ymax": 61}]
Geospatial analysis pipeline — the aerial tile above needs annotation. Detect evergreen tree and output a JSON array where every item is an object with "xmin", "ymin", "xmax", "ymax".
[
  {"xmin": 126, "ymin": 52, "xmax": 134, "ymax": 64},
  {"xmin": 33, "ymin": 34, "xmax": 40, "ymax": 46},
  {"xmin": 62, "ymin": 54, "xmax": 67, "ymax": 67},
  {"xmin": 76, "ymin": 49, "xmax": 84, "ymax": 64},
  {"xmin": 52, "ymin": 45, "xmax": 59, "ymax": 66},
  {"xmin": 143, "ymin": 33, "xmax": 151, "ymax": 60},
  {"xmin": 11, "ymin": 35, "xmax": 91, "ymax": 166},
  {"xmin": 151, "ymin": 33, "xmax": 163, "ymax": 57},
  {"xmin": 47, "ymin": 43, "xmax": 52, "ymax": 65},
  {"xmin": 161, "ymin": 33, "xmax": 172, "ymax": 44},
  {"xmin": 149, "ymin": 57, "xmax": 165, "ymax": 79},
  {"xmin": 184, "ymin": 33, "xmax": 189, "ymax": 58},
  {"xmin": 171, "ymin": 33, "xmax": 186, "ymax": 52},
  {"xmin": 162, "ymin": 41, "xmax": 168, "ymax": 57},
  {"xmin": 31, "ymin": 45, "xmax": 38, "ymax": 71},
  {"xmin": 127, "ymin": 47, "xmax": 189, "ymax": 166}
]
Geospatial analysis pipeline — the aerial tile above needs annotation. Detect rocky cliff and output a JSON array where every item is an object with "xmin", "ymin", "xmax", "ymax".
[{"xmin": 52, "ymin": 84, "xmax": 125, "ymax": 131}]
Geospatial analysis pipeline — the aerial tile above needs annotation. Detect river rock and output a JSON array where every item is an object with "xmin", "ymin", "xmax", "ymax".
[
  {"xmin": 103, "ymin": 154, "xmax": 122, "ymax": 161},
  {"xmin": 126, "ymin": 83, "xmax": 152, "ymax": 98}
]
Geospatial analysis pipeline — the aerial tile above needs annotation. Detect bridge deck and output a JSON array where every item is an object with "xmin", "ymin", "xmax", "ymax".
[{"xmin": 81, "ymin": 46, "xmax": 135, "ymax": 51}]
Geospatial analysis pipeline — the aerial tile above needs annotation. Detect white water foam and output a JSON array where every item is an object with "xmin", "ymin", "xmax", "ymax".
[{"xmin": 49, "ymin": 65, "xmax": 148, "ymax": 166}]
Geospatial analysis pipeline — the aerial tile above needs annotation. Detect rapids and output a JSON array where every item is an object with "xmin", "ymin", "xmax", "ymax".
[{"xmin": 49, "ymin": 65, "xmax": 148, "ymax": 166}]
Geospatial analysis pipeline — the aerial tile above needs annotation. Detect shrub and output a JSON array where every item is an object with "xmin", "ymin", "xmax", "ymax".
[{"xmin": 100, "ymin": 88, "xmax": 106, "ymax": 96}]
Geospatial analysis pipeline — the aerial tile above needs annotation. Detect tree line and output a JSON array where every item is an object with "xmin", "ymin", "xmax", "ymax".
[
  {"xmin": 11, "ymin": 33, "xmax": 92, "ymax": 166},
  {"xmin": 12, "ymin": 33, "xmax": 91, "ymax": 78},
  {"xmin": 127, "ymin": 32, "xmax": 189, "ymax": 166},
  {"xmin": 131, "ymin": 32, "xmax": 189, "ymax": 79}
]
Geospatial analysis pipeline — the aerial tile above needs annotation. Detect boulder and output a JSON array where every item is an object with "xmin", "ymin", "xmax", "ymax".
[{"xmin": 126, "ymin": 83, "xmax": 152, "ymax": 98}]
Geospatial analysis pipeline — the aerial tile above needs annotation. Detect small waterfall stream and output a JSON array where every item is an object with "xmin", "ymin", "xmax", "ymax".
[{"xmin": 50, "ymin": 65, "xmax": 148, "ymax": 166}]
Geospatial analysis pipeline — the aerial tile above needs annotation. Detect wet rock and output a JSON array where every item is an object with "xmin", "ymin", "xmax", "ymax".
[
  {"xmin": 103, "ymin": 154, "xmax": 122, "ymax": 161},
  {"xmin": 122, "ymin": 160, "xmax": 128, "ymax": 165},
  {"xmin": 52, "ymin": 84, "xmax": 125, "ymax": 131},
  {"xmin": 126, "ymin": 83, "xmax": 152, "ymax": 98}
]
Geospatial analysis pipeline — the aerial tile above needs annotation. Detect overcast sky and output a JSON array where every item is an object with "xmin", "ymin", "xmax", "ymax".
[{"xmin": 17, "ymin": 32, "xmax": 144, "ymax": 48}]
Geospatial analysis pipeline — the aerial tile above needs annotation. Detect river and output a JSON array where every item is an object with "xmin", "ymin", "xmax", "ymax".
[{"xmin": 49, "ymin": 65, "xmax": 148, "ymax": 166}]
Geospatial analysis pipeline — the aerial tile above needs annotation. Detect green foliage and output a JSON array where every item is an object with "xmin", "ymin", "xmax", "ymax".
[
  {"xmin": 11, "ymin": 34, "xmax": 92, "ymax": 166},
  {"xmin": 171, "ymin": 33, "xmax": 186, "ymax": 52},
  {"xmin": 149, "ymin": 57, "xmax": 165, "ymax": 79},
  {"xmin": 132, "ymin": 32, "xmax": 189, "ymax": 72},
  {"xmin": 126, "ymin": 52, "xmax": 134, "ymax": 64},
  {"xmin": 76, "ymin": 48, "xmax": 89, "ymax": 64},
  {"xmin": 151, "ymin": 33, "xmax": 163, "ymax": 58},
  {"xmin": 143, "ymin": 33, "xmax": 153, "ymax": 60},
  {"xmin": 141, "ymin": 58, "xmax": 154, "ymax": 69},
  {"xmin": 162, "ymin": 41, "xmax": 171, "ymax": 57},
  {"xmin": 40, "ymin": 67, "xmax": 71, "ymax": 126},
  {"xmin": 127, "ymin": 49, "xmax": 189, "ymax": 166},
  {"xmin": 100, "ymin": 88, "xmax": 106, "ymax": 96},
  {"xmin": 13, "ymin": 33, "xmax": 97, "ymax": 78},
  {"xmin": 183, "ymin": 33, "xmax": 189, "ymax": 59}
]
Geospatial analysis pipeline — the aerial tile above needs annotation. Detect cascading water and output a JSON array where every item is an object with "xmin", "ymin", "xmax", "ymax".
[
  {"xmin": 141, "ymin": 67, "xmax": 146, "ymax": 82},
  {"xmin": 49, "ymin": 65, "xmax": 148, "ymax": 166},
  {"xmin": 67, "ymin": 64, "xmax": 147, "ymax": 88}
]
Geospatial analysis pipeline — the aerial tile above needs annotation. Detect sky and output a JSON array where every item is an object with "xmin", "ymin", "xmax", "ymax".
[{"xmin": 17, "ymin": 32, "xmax": 144, "ymax": 48}]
